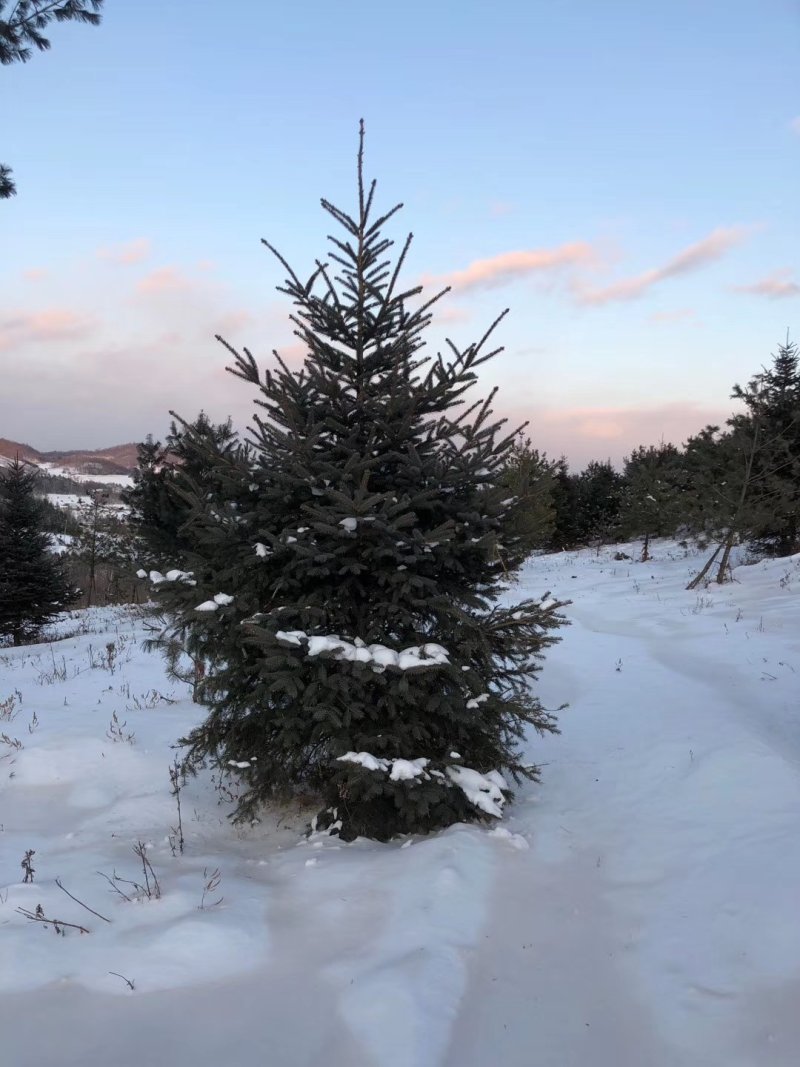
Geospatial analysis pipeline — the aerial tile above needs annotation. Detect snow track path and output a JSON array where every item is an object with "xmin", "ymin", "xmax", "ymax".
[{"xmin": 446, "ymin": 547, "xmax": 800, "ymax": 1066}]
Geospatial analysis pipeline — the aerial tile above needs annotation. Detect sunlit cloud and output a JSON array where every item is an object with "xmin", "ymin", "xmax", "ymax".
[
  {"xmin": 216, "ymin": 310, "xmax": 256, "ymax": 335},
  {"xmin": 136, "ymin": 266, "xmax": 193, "ymax": 295},
  {"xmin": 649, "ymin": 308, "xmax": 698, "ymax": 324},
  {"xmin": 732, "ymin": 268, "xmax": 800, "ymax": 300},
  {"xmin": 574, "ymin": 226, "xmax": 752, "ymax": 306},
  {"xmin": 495, "ymin": 400, "xmax": 730, "ymax": 468},
  {"xmin": 423, "ymin": 241, "xmax": 596, "ymax": 293},
  {"xmin": 0, "ymin": 308, "xmax": 97, "ymax": 351},
  {"xmin": 435, "ymin": 305, "xmax": 470, "ymax": 324},
  {"xmin": 97, "ymin": 238, "xmax": 152, "ymax": 265}
]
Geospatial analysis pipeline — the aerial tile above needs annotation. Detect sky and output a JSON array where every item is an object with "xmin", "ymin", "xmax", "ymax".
[{"xmin": 1, "ymin": 0, "xmax": 798, "ymax": 468}]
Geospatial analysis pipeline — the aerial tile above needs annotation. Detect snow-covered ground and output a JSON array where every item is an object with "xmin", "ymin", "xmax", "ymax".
[
  {"xmin": 41, "ymin": 465, "xmax": 134, "ymax": 489},
  {"xmin": 1, "ymin": 542, "xmax": 799, "ymax": 1066},
  {"xmin": 45, "ymin": 492, "xmax": 130, "ymax": 529}
]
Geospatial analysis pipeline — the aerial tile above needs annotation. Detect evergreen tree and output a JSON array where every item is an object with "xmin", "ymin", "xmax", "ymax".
[
  {"xmin": 124, "ymin": 416, "xmax": 240, "ymax": 568},
  {"xmin": 150, "ymin": 127, "xmax": 567, "ymax": 840},
  {"xmin": 1, "ymin": 0, "xmax": 104, "ymax": 198},
  {"xmin": 499, "ymin": 435, "xmax": 556, "ymax": 555},
  {"xmin": 730, "ymin": 339, "xmax": 800, "ymax": 557},
  {"xmin": 575, "ymin": 460, "xmax": 624, "ymax": 547},
  {"xmin": 619, "ymin": 443, "xmax": 682, "ymax": 560},
  {"xmin": 547, "ymin": 458, "xmax": 582, "ymax": 550},
  {"xmin": 0, "ymin": 458, "xmax": 79, "ymax": 644},
  {"xmin": 683, "ymin": 340, "xmax": 800, "ymax": 586},
  {"xmin": 683, "ymin": 419, "xmax": 765, "ymax": 586}
]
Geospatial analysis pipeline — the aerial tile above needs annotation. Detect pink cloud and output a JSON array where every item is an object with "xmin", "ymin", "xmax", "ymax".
[
  {"xmin": 790, "ymin": 117, "xmax": 800, "ymax": 136},
  {"xmin": 98, "ymin": 238, "xmax": 152, "ymax": 265},
  {"xmin": 0, "ymin": 308, "xmax": 97, "ymax": 352},
  {"xmin": 495, "ymin": 400, "xmax": 730, "ymax": 468},
  {"xmin": 22, "ymin": 268, "xmax": 48, "ymax": 282},
  {"xmin": 423, "ymin": 242, "xmax": 596, "ymax": 293},
  {"xmin": 733, "ymin": 269, "xmax": 800, "ymax": 300},
  {"xmin": 435, "ymin": 305, "xmax": 470, "ymax": 324},
  {"xmin": 489, "ymin": 201, "xmax": 514, "ymax": 218},
  {"xmin": 215, "ymin": 310, "xmax": 255, "ymax": 335},
  {"xmin": 649, "ymin": 307, "xmax": 698, "ymax": 324},
  {"xmin": 136, "ymin": 266, "xmax": 193, "ymax": 295},
  {"xmin": 575, "ymin": 226, "xmax": 752, "ymax": 306}
]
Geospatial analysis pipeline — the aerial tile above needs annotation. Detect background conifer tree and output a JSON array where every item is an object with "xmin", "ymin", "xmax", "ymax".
[
  {"xmin": 124, "ymin": 415, "xmax": 240, "ymax": 568},
  {"xmin": 619, "ymin": 443, "xmax": 682, "ymax": 561},
  {"xmin": 682, "ymin": 340, "xmax": 799, "ymax": 586},
  {"xmin": 499, "ymin": 435, "xmax": 556, "ymax": 555},
  {"xmin": 0, "ymin": 458, "xmax": 79, "ymax": 644},
  {"xmin": 730, "ymin": 338, "xmax": 800, "ymax": 558},
  {"xmin": 575, "ymin": 460, "xmax": 624, "ymax": 548},
  {"xmin": 546, "ymin": 458, "xmax": 582, "ymax": 550},
  {"xmin": 149, "ymin": 126, "xmax": 567, "ymax": 840}
]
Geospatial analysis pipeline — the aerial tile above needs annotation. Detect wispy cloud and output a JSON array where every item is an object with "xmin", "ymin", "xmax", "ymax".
[
  {"xmin": 733, "ymin": 268, "xmax": 800, "ymax": 300},
  {"xmin": 496, "ymin": 400, "xmax": 729, "ymax": 467},
  {"xmin": 574, "ymin": 226, "xmax": 752, "ymax": 306},
  {"xmin": 423, "ymin": 241, "xmax": 595, "ymax": 293},
  {"xmin": 489, "ymin": 201, "xmax": 514, "ymax": 218},
  {"xmin": 22, "ymin": 268, "xmax": 48, "ymax": 282},
  {"xmin": 136, "ymin": 266, "xmax": 192, "ymax": 295},
  {"xmin": 435, "ymin": 304, "xmax": 470, "ymax": 324},
  {"xmin": 790, "ymin": 116, "xmax": 800, "ymax": 136},
  {"xmin": 97, "ymin": 238, "xmax": 152, "ymax": 265},
  {"xmin": 216, "ymin": 310, "xmax": 255, "ymax": 334},
  {"xmin": 649, "ymin": 307, "xmax": 698, "ymax": 324},
  {"xmin": 0, "ymin": 308, "xmax": 97, "ymax": 351}
]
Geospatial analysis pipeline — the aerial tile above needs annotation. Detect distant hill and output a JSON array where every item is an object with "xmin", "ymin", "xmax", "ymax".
[{"xmin": 0, "ymin": 438, "xmax": 138, "ymax": 475}]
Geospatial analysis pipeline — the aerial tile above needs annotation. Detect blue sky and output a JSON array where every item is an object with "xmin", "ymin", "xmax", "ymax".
[{"xmin": 1, "ymin": 0, "xmax": 797, "ymax": 466}]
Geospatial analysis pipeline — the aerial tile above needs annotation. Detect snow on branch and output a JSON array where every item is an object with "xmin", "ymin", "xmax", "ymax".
[
  {"xmin": 274, "ymin": 630, "xmax": 450, "ymax": 672},
  {"xmin": 335, "ymin": 752, "xmax": 509, "ymax": 817}
]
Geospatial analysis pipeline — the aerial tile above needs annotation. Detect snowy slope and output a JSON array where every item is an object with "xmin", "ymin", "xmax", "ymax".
[{"xmin": 1, "ymin": 543, "xmax": 798, "ymax": 1066}]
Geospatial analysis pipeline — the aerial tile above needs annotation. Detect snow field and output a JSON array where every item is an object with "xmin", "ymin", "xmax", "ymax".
[
  {"xmin": 448, "ymin": 542, "xmax": 800, "ymax": 1066},
  {"xmin": 0, "ymin": 542, "xmax": 798, "ymax": 1066}
]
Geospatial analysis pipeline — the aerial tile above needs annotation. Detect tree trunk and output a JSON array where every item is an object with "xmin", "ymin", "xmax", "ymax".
[
  {"xmin": 640, "ymin": 531, "xmax": 650, "ymax": 562},
  {"xmin": 686, "ymin": 542, "xmax": 722, "ymax": 590},
  {"xmin": 715, "ymin": 529, "xmax": 736, "ymax": 584}
]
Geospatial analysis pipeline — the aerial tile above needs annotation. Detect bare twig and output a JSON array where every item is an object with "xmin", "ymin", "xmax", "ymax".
[
  {"xmin": 55, "ymin": 877, "xmax": 111, "ymax": 923},
  {"xmin": 17, "ymin": 904, "xmax": 90, "ymax": 935},
  {"xmin": 199, "ymin": 867, "xmax": 223, "ymax": 910},
  {"xmin": 108, "ymin": 971, "xmax": 135, "ymax": 990},
  {"xmin": 21, "ymin": 849, "xmax": 35, "ymax": 883},
  {"xmin": 169, "ymin": 757, "xmax": 185, "ymax": 855},
  {"xmin": 96, "ymin": 869, "xmax": 133, "ymax": 902},
  {"xmin": 132, "ymin": 841, "xmax": 161, "ymax": 900}
]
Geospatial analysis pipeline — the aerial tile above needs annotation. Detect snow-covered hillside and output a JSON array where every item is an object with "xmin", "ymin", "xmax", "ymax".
[
  {"xmin": 1, "ymin": 542, "xmax": 798, "ymax": 1066},
  {"xmin": 41, "ymin": 464, "xmax": 134, "ymax": 489}
]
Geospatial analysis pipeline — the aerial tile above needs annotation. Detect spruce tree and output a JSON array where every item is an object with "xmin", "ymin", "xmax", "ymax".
[
  {"xmin": 619, "ymin": 443, "xmax": 682, "ymax": 561},
  {"xmin": 575, "ymin": 460, "xmax": 624, "ymax": 548},
  {"xmin": 150, "ymin": 126, "xmax": 567, "ymax": 840},
  {"xmin": 124, "ymin": 415, "xmax": 241, "ymax": 568},
  {"xmin": 730, "ymin": 339, "xmax": 800, "ymax": 557},
  {"xmin": 683, "ymin": 340, "xmax": 800, "ymax": 586},
  {"xmin": 500, "ymin": 436, "xmax": 556, "ymax": 555},
  {"xmin": 0, "ymin": 458, "xmax": 79, "ymax": 644},
  {"xmin": 547, "ymin": 458, "xmax": 581, "ymax": 550}
]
